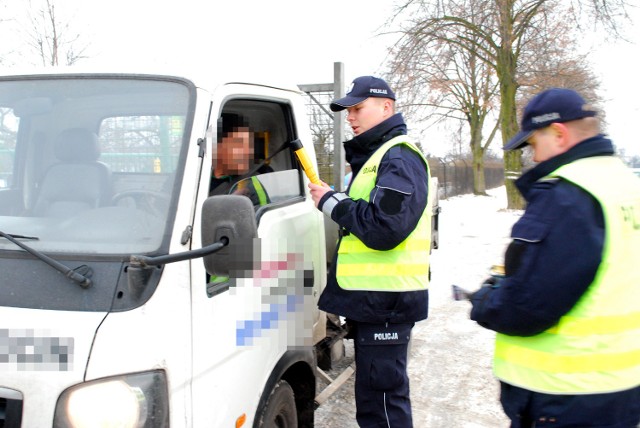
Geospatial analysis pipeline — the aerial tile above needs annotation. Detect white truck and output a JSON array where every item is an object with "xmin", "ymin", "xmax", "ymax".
[
  {"xmin": 0, "ymin": 70, "xmax": 438, "ymax": 427},
  {"xmin": 0, "ymin": 68, "xmax": 344, "ymax": 428}
]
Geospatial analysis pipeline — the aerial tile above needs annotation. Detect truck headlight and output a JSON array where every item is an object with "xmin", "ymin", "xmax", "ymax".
[{"xmin": 54, "ymin": 370, "xmax": 169, "ymax": 428}]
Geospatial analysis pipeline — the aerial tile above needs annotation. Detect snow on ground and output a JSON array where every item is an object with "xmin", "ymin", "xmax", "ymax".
[{"xmin": 315, "ymin": 186, "xmax": 523, "ymax": 427}]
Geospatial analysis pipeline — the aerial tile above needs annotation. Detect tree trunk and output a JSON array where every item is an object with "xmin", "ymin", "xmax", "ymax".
[
  {"xmin": 471, "ymin": 128, "xmax": 487, "ymax": 195},
  {"xmin": 497, "ymin": 0, "xmax": 525, "ymax": 209},
  {"xmin": 498, "ymin": 86, "xmax": 525, "ymax": 209}
]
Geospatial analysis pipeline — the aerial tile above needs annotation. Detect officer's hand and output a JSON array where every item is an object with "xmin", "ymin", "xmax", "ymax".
[
  {"xmin": 468, "ymin": 286, "xmax": 489, "ymax": 304},
  {"xmin": 468, "ymin": 277, "xmax": 500, "ymax": 302},
  {"xmin": 480, "ymin": 277, "xmax": 500, "ymax": 288},
  {"xmin": 308, "ymin": 181, "xmax": 331, "ymax": 208}
]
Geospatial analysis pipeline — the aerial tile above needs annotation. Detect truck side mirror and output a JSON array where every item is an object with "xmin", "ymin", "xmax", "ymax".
[{"xmin": 201, "ymin": 195, "xmax": 258, "ymax": 277}]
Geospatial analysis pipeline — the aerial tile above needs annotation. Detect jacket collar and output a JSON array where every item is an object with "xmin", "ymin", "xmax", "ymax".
[
  {"xmin": 516, "ymin": 134, "xmax": 615, "ymax": 198},
  {"xmin": 344, "ymin": 113, "xmax": 407, "ymax": 165}
]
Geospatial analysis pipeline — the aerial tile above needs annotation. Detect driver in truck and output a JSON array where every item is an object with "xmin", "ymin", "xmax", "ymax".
[{"xmin": 209, "ymin": 113, "xmax": 271, "ymax": 206}]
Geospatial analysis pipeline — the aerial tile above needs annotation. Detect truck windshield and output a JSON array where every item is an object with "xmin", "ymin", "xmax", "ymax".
[{"xmin": 0, "ymin": 76, "xmax": 193, "ymax": 256}]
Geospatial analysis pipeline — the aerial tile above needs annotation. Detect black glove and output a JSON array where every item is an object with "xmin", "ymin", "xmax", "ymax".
[
  {"xmin": 481, "ymin": 276, "xmax": 500, "ymax": 288},
  {"xmin": 468, "ymin": 277, "xmax": 501, "ymax": 301}
]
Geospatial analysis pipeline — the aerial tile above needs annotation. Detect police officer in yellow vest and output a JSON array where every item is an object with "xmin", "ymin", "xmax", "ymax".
[
  {"xmin": 309, "ymin": 76, "xmax": 431, "ymax": 427},
  {"xmin": 470, "ymin": 88, "xmax": 640, "ymax": 427}
]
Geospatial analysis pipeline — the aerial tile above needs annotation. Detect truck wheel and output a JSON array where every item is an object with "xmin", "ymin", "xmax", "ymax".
[{"xmin": 257, "ymin": 380, "xmax": 297, "ymax": 428}]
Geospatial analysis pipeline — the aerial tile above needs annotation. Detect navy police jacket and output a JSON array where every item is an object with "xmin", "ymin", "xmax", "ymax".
[
  {"xmin": 470, "ymin": 135, "xmax": 613, "ymax": 335},
  {"xmin": 470, "ymin": 134, "xmax": 640, "ymax": 422},
  {"xmin": 317, "ymin": 113, "xmax": 430, "ymax": 324}
]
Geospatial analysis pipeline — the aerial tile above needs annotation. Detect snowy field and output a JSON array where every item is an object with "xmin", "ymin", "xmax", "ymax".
[{"xmin": 315, "ymin": 186, "xmax": 523, "ymax": 427}]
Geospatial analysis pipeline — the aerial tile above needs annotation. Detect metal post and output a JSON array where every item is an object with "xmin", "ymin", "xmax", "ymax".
[
  {"xmin": 439, "ymin": 157, "xmax": 448, "ymax": 200},
  {"xmin": 333, "ymin": 62, "xmax": 346, "ymax": 191}
]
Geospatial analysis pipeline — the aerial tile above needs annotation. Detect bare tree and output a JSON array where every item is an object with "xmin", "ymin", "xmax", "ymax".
[
  {"xmin": 387, "ymin": 0, "xmax": 501, "ymax": 195},
  {"xmin": 0, "ymin": 0, "xmax": 15, "ymax": 65},
  {"xmin": 24, "ymin": 0, "xmax": 88, "ymax": 66},
  {"xmin": 309, "ymin": 105, "xmax": 336, "ymax": 184},
  {"xmin": 388, "ymin": 0, "xmax": 630, "ymax": 208},
  {"xmin": 301, "ymin": 90, "xmax": 348, "ymax": 186}
]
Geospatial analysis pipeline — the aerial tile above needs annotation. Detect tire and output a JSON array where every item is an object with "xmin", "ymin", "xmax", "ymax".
[{"xmin": 257, "ymin": 380, "xmax": 298, "ymax": 428}]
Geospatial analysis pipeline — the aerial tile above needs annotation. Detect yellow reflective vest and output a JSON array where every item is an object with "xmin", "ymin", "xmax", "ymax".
[
  {"xmin": 336, "ymin": 136, "xmax": 432, "ymax": 291},
  {"xmin": 494, "ymin": 156, "xmax": 640, "ymax": 394}
]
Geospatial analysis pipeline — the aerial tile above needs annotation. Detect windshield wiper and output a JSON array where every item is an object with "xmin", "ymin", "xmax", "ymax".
[
  {"xmin": 4, "ymin": 233, "xmax": 39, "ymax": 240},
  {"xmin": 0, "ymin": 230, "xmax": 92, "ymax": 288}
]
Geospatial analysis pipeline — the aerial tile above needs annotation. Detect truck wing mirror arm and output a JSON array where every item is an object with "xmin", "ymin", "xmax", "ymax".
[
  {"xmin": 127, "ymin": 240, "xmax": 228, "ymax": 297},
  {"xmin": 129, "ymin": 239, "xmax": 228, "ymax": 269},
  {"xmin": 127, "ymin": 195, "xmax": 257, "ymax": 296}
]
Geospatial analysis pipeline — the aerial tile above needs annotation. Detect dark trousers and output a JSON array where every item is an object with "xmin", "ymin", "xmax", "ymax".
[
  {"xmin": 353, "ymin": 321, "xmax": 414, "ymax": 428},
  {"xmin": 500, "ymin": 382, "xmax": 640, "ymax": 428}
]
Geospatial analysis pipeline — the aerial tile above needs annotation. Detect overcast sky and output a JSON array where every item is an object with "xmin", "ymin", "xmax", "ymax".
[
  {"xmin": 71, "ymin": 0, "xmax": 397, "ymax": 85},
  {"xmin": 2, "ymin": 0, "xmax": 639, "ymax": 157}
]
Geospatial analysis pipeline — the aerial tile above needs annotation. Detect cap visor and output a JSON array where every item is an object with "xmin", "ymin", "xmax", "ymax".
[
  {"xmin": 503, "ymin": 130, "xmax": 533, "ymax": 151},
  {"xmin": 329, "ymin": 96, "xmax": 367, "ymax": 112}
]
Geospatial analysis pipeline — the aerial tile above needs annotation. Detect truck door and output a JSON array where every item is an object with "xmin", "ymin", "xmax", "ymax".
[{"xmin": 190, "ymin": 95, "xmax": 325, "ymax": 427}]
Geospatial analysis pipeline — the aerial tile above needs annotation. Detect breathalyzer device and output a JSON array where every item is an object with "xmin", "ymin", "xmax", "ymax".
[{"xmin": 291, "ymin": 139, "xmax": 322, "ymax": 185}]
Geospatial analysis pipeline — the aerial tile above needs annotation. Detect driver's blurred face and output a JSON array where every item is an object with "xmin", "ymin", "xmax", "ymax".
[{"xmin": 216, "ymin": 127, "xmax": 253, "ymax": 175}]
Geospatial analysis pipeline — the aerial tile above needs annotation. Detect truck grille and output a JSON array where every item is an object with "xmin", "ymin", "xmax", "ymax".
[{"xmin": 0, "ymin": 388, "xmax": 23, "ymax": 428}]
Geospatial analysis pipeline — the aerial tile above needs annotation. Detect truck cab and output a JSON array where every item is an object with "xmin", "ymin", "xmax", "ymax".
[{"xmin": 0, "ymin": 71, "xmax": 327, "ymax": 427}]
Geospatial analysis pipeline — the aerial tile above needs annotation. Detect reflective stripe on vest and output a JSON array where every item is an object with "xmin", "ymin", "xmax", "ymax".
[
  {"xmin": 234, "ymin": 176, "xmax": 268, "ymax": 205},
  {"xmin": 251, "ymin": 176, "xmax": 268, "ymax": 205},
  {"xmin": 336, "ymin": 136, "xmax": 432, "ymax": 291},
  {"xmin": 494, "ymin": 156, "xmax": 640, "ymax": 394}
]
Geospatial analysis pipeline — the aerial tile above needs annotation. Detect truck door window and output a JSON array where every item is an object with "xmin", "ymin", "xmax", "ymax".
[
  {"xmin": 211, "ymin": 100, "xmax": 303, "ymax": 210},
  {"xmin": 229, "ymin": 169, "xmax": 301, "ymax": 206}
]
